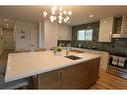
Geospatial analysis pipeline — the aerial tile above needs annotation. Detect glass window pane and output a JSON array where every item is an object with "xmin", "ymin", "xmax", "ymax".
[
  {"xmin": 77, "ymin": 30, "xmax": 85, "ymax": 40},
  {"xmin": 85, "ymin": 29, "xmax": 93, "ymax": 41}
]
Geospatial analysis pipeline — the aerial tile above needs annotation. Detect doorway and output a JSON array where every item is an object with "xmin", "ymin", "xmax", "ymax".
[
  {"xmin": 3, "ymin": 28, "xmax": 14, "ymax": 51},
  {"xmin": 30, "ymin": 28, "xmax": 37, "ymax": 51}
]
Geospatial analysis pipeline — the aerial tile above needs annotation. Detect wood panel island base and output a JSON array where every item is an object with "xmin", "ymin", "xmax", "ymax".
[
  {"xmin": 5, "ymin": 51, "xmax": 100, "ymax": 89},
  {"xmin": 29, "ymin": 58, "xmax": 100, "ymax": 89}
]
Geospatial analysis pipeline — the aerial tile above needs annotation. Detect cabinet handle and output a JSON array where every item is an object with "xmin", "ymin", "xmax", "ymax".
[
  {"xmin": 60, "ymin": 71, "xmax": 63, "ymax": 81},
  {"xmin": 57, "ymin": 71, "xmax": 59, "ymax": 81}
]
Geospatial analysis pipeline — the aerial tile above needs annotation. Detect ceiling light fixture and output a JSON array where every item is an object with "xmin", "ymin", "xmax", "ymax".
[
  {"xmin": 4, "ymin": 19, "xmax": 7, "ymax": 21},
  {"xmin": 104, "ymin": 21, "xmax": 107, "ymax": 23},
  {"xmin": 59, "ymin": 7, "xmax": 63, "ymax": 11},
  {"xmin": 43, "ymin": 6, "xmax": 72, "ymax": 24},
  {"xmin": 89, "ymin": 14, "xmax": 94, "ymax": 18},
  {"xmin": 6, "ymin": 23, "xmax": 8, "ymax": 26},
  {"xmin": 43, "ymin": 11, "xmax": 48, "ymax": 18},
  {"xmin": 68, "ymin": 11, "xmax": 72, "ymax": 15}
]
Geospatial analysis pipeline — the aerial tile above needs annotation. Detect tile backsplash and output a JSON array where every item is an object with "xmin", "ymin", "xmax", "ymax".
[
  {"xmin": 58, "ymin": 38, "xmax": 127, "ymax": 54},
  {"xmin": 58, "ymin": 21, "xmax": 127, "ymax": 55}
]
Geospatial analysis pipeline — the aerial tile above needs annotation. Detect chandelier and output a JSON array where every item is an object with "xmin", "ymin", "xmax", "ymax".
[{"xmin": 43, "ymin": 6, "xmax": 72, "ymax": 24}]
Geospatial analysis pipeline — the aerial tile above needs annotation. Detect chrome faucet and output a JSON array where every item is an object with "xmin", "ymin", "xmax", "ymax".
[{"xmin": 66, "ymin": 44, "xmax": 71, "ymax": 55}]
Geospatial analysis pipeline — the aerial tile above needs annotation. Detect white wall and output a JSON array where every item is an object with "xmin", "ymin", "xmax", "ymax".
[
  {"xmin": 14, "ymin": 21, "xmax": 39, "ymax": 50},
  {"xmin": 39, "ymin": 20, "xmax": 72, "ymax": 50},
  {"xmin": 57, "ymin": 24, "xmax": 72, "ymax": 40},
  {"xmin": 44, "ymin": 20, "xmax": 58, "ymax": 50},
  {"xmin": 0, "ymin": 27, "xmax": 4, "ymax": 55},
  {"xmin": 39, "ymin": 21, "xmax": 45, "ymax": 48}
]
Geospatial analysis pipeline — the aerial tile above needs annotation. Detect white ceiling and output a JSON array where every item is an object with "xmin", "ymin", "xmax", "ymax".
[{"xmin": 0, "ymin": 6, "xmax": 127, "ymax": 26}]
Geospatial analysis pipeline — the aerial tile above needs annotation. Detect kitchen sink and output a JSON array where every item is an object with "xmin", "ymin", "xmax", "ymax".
[{"xmin": 64, "ymin": 55, "xmax": 82, "ymax": 60}]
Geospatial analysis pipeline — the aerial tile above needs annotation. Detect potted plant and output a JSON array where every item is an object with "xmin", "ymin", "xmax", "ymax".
[{"xmin": 50, "ymin": 46, "xmax": 62, "ymax": 55}]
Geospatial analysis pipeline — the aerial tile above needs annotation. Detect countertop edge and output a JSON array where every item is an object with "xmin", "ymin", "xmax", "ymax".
[{"xmin": 5, "ymin": 55, "xmax": 100, "ymax": 83}]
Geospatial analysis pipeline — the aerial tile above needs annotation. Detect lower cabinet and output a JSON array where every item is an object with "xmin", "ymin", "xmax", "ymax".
[
  {"xmin": 37, "ymin": 58, "xmax": 100, "ymax": 89},
  {"xmin": 75, "ymin": 48, "xmax": 109, "ymax": 70},
  {"xmin": 87, "ymin": 59, "xmax": 100, "ymax": 87},
  {"xmin": 61, "ymin": 62, "xmax": 88, "ymax": 89},
  {"xmin": 38, "ymin": 70, "xmax": 60, "ymax": 89}
]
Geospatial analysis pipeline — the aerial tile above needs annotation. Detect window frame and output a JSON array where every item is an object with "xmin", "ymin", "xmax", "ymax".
[
  {"xmin": 77, "ymin": 29, "xmax": 86, "ymax": 41},
  {"xmin": 77, "ymin": 29, "xmax": 93, "ymax": 41}
]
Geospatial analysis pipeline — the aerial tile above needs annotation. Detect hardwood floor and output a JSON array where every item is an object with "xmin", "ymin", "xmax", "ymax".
[
  {"xmin": 0, "ymin": 51, "xmax": 127, "ymax": 89},
  {"xmin": 90, "ymin": 68, "xmax": 127, "ymax": 89},
  {"xmin": 0, "ymin": 51, "xmax": 9, "ymax": 65}
]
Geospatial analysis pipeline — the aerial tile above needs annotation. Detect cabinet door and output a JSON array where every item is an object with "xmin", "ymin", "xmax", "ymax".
[
  {"xmin": 87, "ymin": 58, "xmax": 100, "ymax": 87},
  {"xmin": 57, "ymin": 25, "xmax": 72, "ymax": 40},
  {"xmin": 100, "ymin": 52, "xmax": 109, "ymax": 70},
  {"xmin": 99, "ymin": 17, "xmax": 114, "ymax": 42},
  {"xmin": 38, "ymin": 70, "xmax": 60, "ymax": 89},
  {"xmin": 61, "ymin": 62, "xmax": 89, "ymax": 89}
]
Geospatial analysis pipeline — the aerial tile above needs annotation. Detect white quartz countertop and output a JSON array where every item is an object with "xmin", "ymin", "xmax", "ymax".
[{"xmin": 5, "ymin": 50, "xmax": 100, "ymax": 83}]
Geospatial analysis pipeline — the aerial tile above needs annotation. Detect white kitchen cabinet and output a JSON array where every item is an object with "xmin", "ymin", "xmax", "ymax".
[
  {"xmin": 57, "ymin": 24, "xmax": 72, "ymax": 40},
  {"xmin": 95, "ymin": 51, "xmax": 109, "ymax": 70},
  {"xmin": 112, "ymin": 14, "xmax": 127, "ymax": 38},
  {"xmin": 85, "ymin": 50, "xmax": 109, "ymax": 70},
  {"xmin": 99, "ymin": 16, "xmax": 114, "ymax": 42}
]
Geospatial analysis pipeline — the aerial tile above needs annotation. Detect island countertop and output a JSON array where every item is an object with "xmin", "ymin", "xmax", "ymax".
[{"xmin": 5, "ymin": 50, "xmax": 100, "ymax": 83}]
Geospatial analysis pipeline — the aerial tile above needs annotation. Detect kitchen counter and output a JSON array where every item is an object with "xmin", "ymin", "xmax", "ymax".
[
  {"xmin": 5, "ymin": 50, "xmax": 100, "ymax": 83},
  {"xmin": 73, "ymin": 46, "xmax": 110, "ymax": 52}
]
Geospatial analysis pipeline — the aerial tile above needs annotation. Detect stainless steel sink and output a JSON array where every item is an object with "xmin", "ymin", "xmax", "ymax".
[{"xmin": 64, "ymin": 55, "xmax": 82, "ymax": 60}]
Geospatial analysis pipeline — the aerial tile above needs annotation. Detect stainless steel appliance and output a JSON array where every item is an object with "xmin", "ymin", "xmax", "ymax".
[{"xmin": 107, "ymin": 53, "xmax": 127, "ymax": 79}]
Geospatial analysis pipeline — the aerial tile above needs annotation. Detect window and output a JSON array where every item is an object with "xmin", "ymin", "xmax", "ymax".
[
  {"xmin": 77, "ymin": 29, "xmax": 93, "ymax": 41},
  {"xmin": 77, "ymin": 30, "xmax": 85, "ymax": 40},
  {"xmin": 85, "ymin": 29, "xmax": 93, "ymax": 41}
]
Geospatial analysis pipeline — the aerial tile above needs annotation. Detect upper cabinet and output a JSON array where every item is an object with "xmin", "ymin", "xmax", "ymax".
[
  {"xmin": 112, "ymin": 14, "xmax": 127, "ymax": 38},
  {"xmin": 57, "ymin": 24, "xmax": 72, "ymax": 40},
  {"xmin": 113, "ymin": 17, "xmax": 122, "ymax": 34},
  {"xmin": 98, "ymin": 16, "xmax": 114, "ymax": 42}
]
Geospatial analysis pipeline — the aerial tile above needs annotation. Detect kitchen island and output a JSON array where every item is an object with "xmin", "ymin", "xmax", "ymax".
[{"xmin": 5, "ymin": 50, "xmax": 100, "ymax": 89}]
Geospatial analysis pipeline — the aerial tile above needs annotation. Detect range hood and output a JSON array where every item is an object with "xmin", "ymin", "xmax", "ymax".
[{"xmin": 112, "ymin": 14, "xmax": 127, "ymax": 38}]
